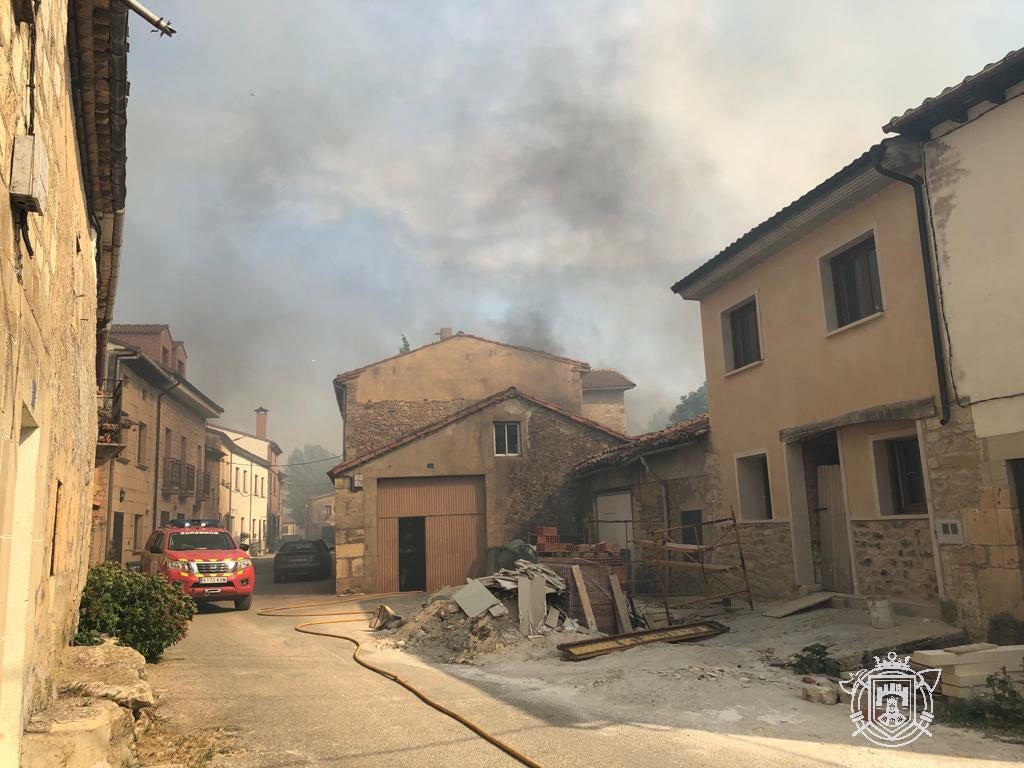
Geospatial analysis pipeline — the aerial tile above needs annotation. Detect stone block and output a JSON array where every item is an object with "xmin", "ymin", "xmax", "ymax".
[
  {"xmin": 801, "ymin": 683, "xmax": 838, "ymax": 705},
  {"xmin": 351, "ymin": 557, "xmax": 364, "ymax": 578},
  {"xmin": 336, "ymin": 559, "xmax": 350, "ymax": 579},
  {"xmin": 965, "ymin": 510, "xmax": 1001, "ymax": 546},
  {"xmin": 981, "ymin": 569, "xmax": 1024, "ymax": 616},
  {"xmin": 336, "ymin": 543, "xmax": 363, "ymax": 558}
]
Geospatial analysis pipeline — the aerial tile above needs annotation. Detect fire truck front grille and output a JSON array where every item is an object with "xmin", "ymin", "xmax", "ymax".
[{"xmin": 195, "ymin": 562, "xmax": 230, "ymax": 574}]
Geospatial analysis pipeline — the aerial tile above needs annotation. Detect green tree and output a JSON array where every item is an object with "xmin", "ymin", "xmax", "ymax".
[
  {"xmin": 669, "ymin": 381, "xmax": 708, "ymax": 424},
  {"xmin": 283, "ymin": 444, "xmax": 336, "ymax": 530},
  {"xmin": 398, "ymin": 334, "xmax": 411, "ymax": 354}
]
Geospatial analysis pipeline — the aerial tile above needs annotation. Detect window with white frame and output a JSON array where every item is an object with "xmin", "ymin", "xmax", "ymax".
[
  {"xmin": 494, "ymin": 422, "xmax": 521, "ymax": 456},
  {"xmin": 736, "ymin": 453, "xmax": 773, "ymax": 521},
  {"xmin": 873, "ymin": 435, "xmax": 926, "ymax": 516},
  {"xmin": 821, "ymin": 235, "xmax": 883, "ymax": 331},
  {"xmin": 722, "ymin": 297, "xmax": 762, "ymax": 372}
]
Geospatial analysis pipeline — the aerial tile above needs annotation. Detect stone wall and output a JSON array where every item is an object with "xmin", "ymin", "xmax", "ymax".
[
  {"xmin": 0, "ymin": 1, "xmax": 106, "ymax": 757},
  {"xmin": 922, "ymin": 406, "xmax": 1024, "ymax": 635},
  {"xmin": 581, "ymin": 389, "xmax": 627, "ymax": 433},
  {"xmin": 343, "ymin": 386, "xmax": 473, "ymax": 458},
  {"xmin": 699, "ymin": 447, "xmax": 798, "ymax": 599},
  {"xmin": 851, "ymin": 518, "xmax": 939, "ymax": 601},
  {"xmin": 502, "ymin": 407, "xmax": 622, "ymax": 543},
  {"xmin": 333, "ymin": 395, "xmax": 625, "ymax": 593},
  {"xmin": 333, "ymin": 484, "xmax": 365, "ymax": 593}
]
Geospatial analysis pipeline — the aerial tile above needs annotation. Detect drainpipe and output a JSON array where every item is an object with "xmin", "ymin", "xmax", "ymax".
[
  {"xmin": 870, "ymin": 143, "xmax": 951, "ymax": 425},
  {"xmin": 151, "ymin": 377, "xmax": 181, "ymax": 530}
]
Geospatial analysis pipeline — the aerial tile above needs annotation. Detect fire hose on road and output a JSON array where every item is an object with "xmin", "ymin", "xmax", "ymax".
[{"xmin": 258, "ymin": 594, "xmax": 543, "ymax": 768}]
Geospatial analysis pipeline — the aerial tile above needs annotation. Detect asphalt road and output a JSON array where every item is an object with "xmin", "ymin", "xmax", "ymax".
[{"xmin": 147, "ymin": 558, "xmax": 1024, "ymax": 768}]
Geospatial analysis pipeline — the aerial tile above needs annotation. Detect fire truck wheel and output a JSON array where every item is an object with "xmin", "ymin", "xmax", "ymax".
[{"xmin": 234, "ymin": 595, "xmax": 253, "ymax": 611}]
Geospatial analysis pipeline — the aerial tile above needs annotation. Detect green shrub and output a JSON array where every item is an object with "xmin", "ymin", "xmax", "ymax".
[
  {"xmin": 987, "ymin": 612, "xmax": 1024, "ymax": 646},
  {"xmin": 791, "ymin": 643, "xmax": 843, "ymax": 677},
  {"xmin": 945, "ymin": 667, "xmax": 1024, "ymax": 734},
  {"xmin": 75, "ymin": 562, "xmax": 196, "ymax": 662}
]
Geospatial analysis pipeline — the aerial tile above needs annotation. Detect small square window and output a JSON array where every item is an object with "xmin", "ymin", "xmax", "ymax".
[
  {"xmin": 873, "ymin": 435, "xmax": 927, "ymax": 516},
  {"xmin": 822, "ymin": 236, "xmax": 883, "ymax": 330},
  {"xmin": 722, "ymin": 298, "xmax": 762, "ymax": 372},
  {"xmin": 494, "ymin": 422, "xmax": 520, "ymax": 456}
]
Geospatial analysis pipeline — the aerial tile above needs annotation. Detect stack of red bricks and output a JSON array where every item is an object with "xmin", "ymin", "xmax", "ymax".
[{"xmin": 532, "ymin": 526, "xmax": 623, "ymax": 560}]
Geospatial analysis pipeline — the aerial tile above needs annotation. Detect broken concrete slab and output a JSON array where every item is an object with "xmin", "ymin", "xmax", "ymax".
[
  {"xmin": 453, "ymin": 580, "xmax": 501, "ymax": 618},
  {"xmin": 763, "ymin": 593, "xmax": 832, "ymax": 619}
]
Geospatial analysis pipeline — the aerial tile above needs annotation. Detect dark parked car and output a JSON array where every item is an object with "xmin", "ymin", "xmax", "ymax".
[{"xmin": 273, "ymin": 540, "xmax": 333, "ymax": 582}]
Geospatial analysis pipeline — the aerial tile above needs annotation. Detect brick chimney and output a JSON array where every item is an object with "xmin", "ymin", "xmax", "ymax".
[
  {"xmin": 438, "ymin": 327, "xmax": 453, "ymax": 340},
  {"xmin": 255, "ymin": 406, "xmax": 268, "ymax": 439}
]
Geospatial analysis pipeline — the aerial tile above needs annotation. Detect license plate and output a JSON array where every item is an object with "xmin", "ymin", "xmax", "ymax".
[{"xmin": 199, "ymin": 576, "xmax": 228, "ymax": 585}]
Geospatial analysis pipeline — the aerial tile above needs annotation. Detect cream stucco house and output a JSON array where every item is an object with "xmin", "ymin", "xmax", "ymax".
[
  {"xmin": 672, "ymin": 50, "xmax": 1024, "ymax": 635},
  {"xmin": 207, "ymin": 426, "xmax": 270, "ymax": 553}
]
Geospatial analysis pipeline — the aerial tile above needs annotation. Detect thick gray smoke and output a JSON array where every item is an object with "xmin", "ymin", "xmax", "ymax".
[{"xmin": 115, "ymin": 1, "xmax": 1020, "ymax": 445}]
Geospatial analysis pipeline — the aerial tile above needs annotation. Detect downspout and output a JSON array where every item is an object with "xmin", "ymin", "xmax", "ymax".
[
  {"xmin": 151, "ymin": 377, "xmax": 181, "ymax": 530},
  {"xmin": 870, "ymin": 143, "xmax": 951, "ymax": 425}
]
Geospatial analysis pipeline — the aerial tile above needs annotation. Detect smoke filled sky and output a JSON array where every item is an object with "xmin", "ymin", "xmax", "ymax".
[{"xmin": 117, "ymin": 1, "xmax": 1024, "ymax": 453}]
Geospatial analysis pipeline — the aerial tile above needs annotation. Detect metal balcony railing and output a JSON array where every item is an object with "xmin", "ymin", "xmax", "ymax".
[
  {"xmin": 183, "ymin": 464, "xmax": 196, "ymax": 495},
  {"xmin": 162, "ymin": 457, "xmax": 181, "ymax": 491},
  {"xmin": 97, "ymin": 379, "xmax": 125, "ymax": 445}
]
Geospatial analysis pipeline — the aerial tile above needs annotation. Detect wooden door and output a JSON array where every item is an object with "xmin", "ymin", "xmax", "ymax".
[{"xmin": 817, "ymin": 465, "xmax": 854, "ymax": 593}]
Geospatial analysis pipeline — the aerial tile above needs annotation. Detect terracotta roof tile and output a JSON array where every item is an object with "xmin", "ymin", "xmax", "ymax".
[
  {"xmin": 581, "ymin": 369, "xmax": 636, "ymax": 390},
  {"xmin": 328, "ymin": 387, "xmax": 628, "ymax": 478},
  {"xmin": 884, "ymin": 48, "xmax": 1024, "ymax": 135},
  {"xmin": 571, "ymin": 413, "xmax": 709, "ymax": 474},
  {"xmin": 109, "ymin": 323, "xmax": 170, "ymax": 334}
]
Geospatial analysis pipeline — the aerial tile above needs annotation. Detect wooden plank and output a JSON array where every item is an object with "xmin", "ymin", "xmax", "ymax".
[
  {"xmin": 636, "ymin": 540, "xmax": 710, "ymax": 554},
  {"xmin": 609, "ymin": 575, "xmax": 632, "ymax": 634},
  {"xmin": 653, "ymin": 560, "xmax": 737, "ymax": 572},
  {"xmin": 763, "ymin": 592, "xmax": 833, "ymax": 619},
  {"xmin": 517, "ymin": 575, "xmax": 532, "ymax": 636},
  {"xmin": 571, "ymin": 565, "xmax": 597, "ymax": 632},
  {"xmin": 557, "ymin": 620, "xmax": 730, "ymax": 661}
]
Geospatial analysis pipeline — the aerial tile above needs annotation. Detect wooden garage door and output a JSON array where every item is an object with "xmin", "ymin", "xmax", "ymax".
[{"xmin": 378, "ymin": 476, "xmax": 486, "ymax": 592}]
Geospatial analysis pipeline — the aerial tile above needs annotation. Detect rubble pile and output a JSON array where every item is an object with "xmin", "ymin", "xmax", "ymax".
[
  {"xmin": 390, "ymin": 589, "xmax": 524, "ymax": 662},
  {"xmin": 384, "ymin": 561, "xmax": 586, "ymax": 663}
]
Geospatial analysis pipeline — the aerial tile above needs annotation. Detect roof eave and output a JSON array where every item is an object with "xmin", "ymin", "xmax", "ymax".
[
  {"xmin": 672, "ymin": 159, "xmax": 889, "ymax": 301},
  {"xmin": 883, "ymin": 49, "xmax": 1024, "ymax": 136}
]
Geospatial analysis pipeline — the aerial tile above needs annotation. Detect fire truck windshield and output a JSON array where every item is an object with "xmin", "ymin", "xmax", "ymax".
[{"xmin": 167, "ymin": 531, "xmax": 235, "ymax": 551}]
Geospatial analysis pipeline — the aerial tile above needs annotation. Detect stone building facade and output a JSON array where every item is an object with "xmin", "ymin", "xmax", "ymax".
[
  {"xmin": 571, "ymin": 415, "xmax": 710, "ymax": 594},
  {"xmin": 333, "ymin": 330, "xmax": 634, "ymax": 460},
  {"xmin": 0, "ymin": 1, "xmax": 130, "ymax": 761},
  {"xmin": 90, "ymin": 340, "xmax": 223, "ymax": 566},
  {"xmin": 328, "ymin": 389, "xmax": 626, "ymax": 594},
  {"xmin": 881, "ymin": 56, "xmax": 1024, "ymax": 633}
]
